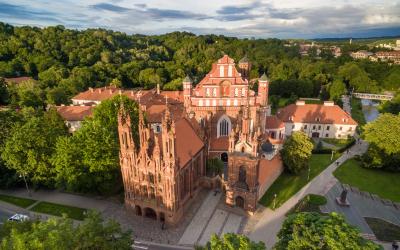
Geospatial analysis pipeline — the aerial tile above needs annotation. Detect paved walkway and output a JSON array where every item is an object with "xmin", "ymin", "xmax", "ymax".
[
  {"xmin": 321, "ymin": 183, "xmax": 400, "ymax": 232},
  {"xmin": 247, "ymin": 140, "xmax": 368, "ymax": 248},
  {"xmin": 179, "ymin": 191, "xmax": 244, "ymax": 246}
]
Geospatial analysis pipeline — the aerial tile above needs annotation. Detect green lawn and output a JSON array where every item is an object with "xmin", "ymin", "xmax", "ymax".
[
  {"xmin": 30, "ymin": 201, "xmax": 88, "ymax": 220},
  {"xmin": 333, "ymin": 159, "xmax": 400, "ymax": 202},
  {"xmin": 0, "ymin": 194, "xmax": 37, "ymax": 208},
  {"xmin": 259, "ymin": 154, "xmax": 337, "ymax": 209},
  {"xmin": 351, "ymin": 98, "xmax": 366, "ymax": 127},
  {"xmin": 365, "ymin": 217, "xmax": 400, "ymax": 242},
  {"xmin": 287, "ymin": 194, "xmax": 327, "ymax": 215}
]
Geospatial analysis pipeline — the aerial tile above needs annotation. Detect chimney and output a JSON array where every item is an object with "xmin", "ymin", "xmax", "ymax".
[
  {"xmin": 323, "ymin": 101, "xmax": 334, "ymax": 106},
  {"xmin": 89, "ymin": 87, "xmax": 94, "ymax": 93},
  {"xmin": 157, "ymin": 83, "xmax": 160, "ymax": 95},
  {"xmin": 296, "ymin": 100, "xmax": 305, "ymax": 106}
]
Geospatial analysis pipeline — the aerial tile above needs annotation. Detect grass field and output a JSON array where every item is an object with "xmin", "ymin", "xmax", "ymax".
[
  {"xmin": 0, "ymin": 194, "xmax": 37, "ymax": 208},
  {"xmin": 259, "ymin": 154, "xmax": 337, "ymax": 209},
  {"xmin": 365, "ymin": 217, "xmax": 400, "ymax": 242},
  {"xmin": 334, "ymin": 159, "xmax": 400, "ymax": 202},
  {"xmin": 30, "ymin": 201, "xmax": 87, "ymax": 220},
  {"xmin": 287, "ymin": 194, "xmax": 327, "ymax": 215},
  {"xmin": 351, "ymin": 98, "xmax": 366, "ymax": 127}
]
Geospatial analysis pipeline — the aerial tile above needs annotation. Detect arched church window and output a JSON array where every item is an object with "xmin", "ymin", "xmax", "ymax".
[
  {"xmin": 213, "ymin": 88, "xmax": 217, "ymax": 97},
  {"xmin": 220, "ymin": 119, "xmax": 228, "ymax": 137},
  {"xmin": 217, "ymin": 115, "xmax": 231, "ymax": 137}
]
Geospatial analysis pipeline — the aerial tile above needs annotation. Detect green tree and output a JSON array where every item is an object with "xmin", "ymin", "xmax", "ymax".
[
  {"xmin": 362, "ymin": 113, "xmax": 400, "ymax": 171},
  {"xmin": 1, "ymin": 108, "xmax": 68, "ymax": 186},
  {"xmin": 329, "ymin": 78, "xmax": 347, "ymax": 102},
  {"xmin": 0, "ymin": 77, "xmax": 8, "ymax": 104},
  {"xmin": 206, "ymin": 157, "xmax": 224, "ymax": 176},
  {"xmin": 275, "ymin": 212, "xmax": 380, "ymax": 250},
  {"xmin": 11, "ymin": 79, "xmax": 44, "ymax": 108},
  {"xmin": 281, "ymin": 131, "xmax": 314, "ymax": 174},
  {"xmin": 338, "ymin": 62, "xmax": 377, "ymax": 93},
  {"xmin": 0, "ymin": 109, "xmax": 22, "ymax": 188},
  {"xmin": 197, "ymin": 233, "xmax": 265, "ymax": 250},
  {"xmin": 52, "ymin": 95, "xmax": 138, "ymax": 194},
  {"xmin": 0, "ymin": 211, "xmax": 132, "ymax": 250},
  {"xmin": 379, "ymin": 93, "xmax": 400, "ymax": 115}
]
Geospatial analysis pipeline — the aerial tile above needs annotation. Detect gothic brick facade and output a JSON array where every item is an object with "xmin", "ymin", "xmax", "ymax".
[{"xmin": 118, "ymin": 55, "xmax": 284, "ymax": 224}]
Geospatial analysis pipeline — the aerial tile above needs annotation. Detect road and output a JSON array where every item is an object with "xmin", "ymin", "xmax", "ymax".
[
  {"xmin": 0, "ymin": 207, "xmax": 13, "ymax": 225},
  {"xmin": 133, "ymin": 240, "xmax": 193, "ymax": 250}
]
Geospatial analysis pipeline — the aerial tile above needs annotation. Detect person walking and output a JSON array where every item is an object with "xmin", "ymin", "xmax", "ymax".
[{"xmin": 393, "ymin": 241, "xmax": 399, "ymax": 250}]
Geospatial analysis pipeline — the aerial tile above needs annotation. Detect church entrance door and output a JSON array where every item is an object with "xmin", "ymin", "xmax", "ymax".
[
  {"xmin": 221, "ymin": 152, "xmax": 228, "ymax": 163},
  {"xmin": 235, "ymin": 196, "xmax": 245, "ymax": 208},
  {"xmin": 144, "ymin": 207, "xmax": 157, "ymax": 220}
]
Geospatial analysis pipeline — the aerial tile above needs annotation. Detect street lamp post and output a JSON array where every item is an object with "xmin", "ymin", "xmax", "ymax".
[
  {"xmin": 273, "ymin": 193, "xmax": 277, "ymax": 210},
  {"xmin": 20, "ymin": 172, "xmax": 31, "ymax": 197},
  {"xmin": 307, "ymin": 164, "xmax": 311, "ymax": 181},
  {"xmin": 331, "ymin": 150, "xmax": 335, "ymax": 161}
]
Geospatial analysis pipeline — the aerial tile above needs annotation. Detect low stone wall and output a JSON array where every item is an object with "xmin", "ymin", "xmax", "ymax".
[{"xmin": 344, "ymin": 184, "xmax": 400, "ymax": 210}]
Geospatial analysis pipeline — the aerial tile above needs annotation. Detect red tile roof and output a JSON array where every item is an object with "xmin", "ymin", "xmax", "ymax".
[
  {"xmin": 277, "ymin": 103, "xmax": 357, "ymax": 125},
  {"xmin": 209, "ymin": 136, "xmax": 229, "ymax": 151},
  {"xmin": 5, "ymin": 77, "xmax": 33, "ymax": 84},
  {"xmin": 265, "ymin": 115, "xmax": 284, "ymax": 129},
  {"xmin": 56, "ymin": 106, "xmax": 94, "ymax": 121},
  {"xmin": 145, "ymin": 103, "xmax": 184, "ymax": 123},
  {"xmin": 175, "ymin": 118, "xmax": 204, "ymax": 167}
]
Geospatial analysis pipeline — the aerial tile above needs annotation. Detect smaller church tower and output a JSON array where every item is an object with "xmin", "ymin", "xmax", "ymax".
[
  {"xmin": 183, "ymin": 75, "xmax": 192, "ymax": 109},
  {"xmin": 257, "ymin": 73, "xmax": 269, "ymax": 107},
  {"xmin": 238, "ymin": 56, "xmax": 251, "ymax": 80}
]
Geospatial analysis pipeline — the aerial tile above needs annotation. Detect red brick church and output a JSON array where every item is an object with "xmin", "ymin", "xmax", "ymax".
[{"xmin": 117, "ymin": 55, "xmax": 283, "ymax": 225}]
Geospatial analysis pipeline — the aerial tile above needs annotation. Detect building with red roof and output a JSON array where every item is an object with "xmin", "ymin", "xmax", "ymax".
[{"xmin": 277, "ymin": 100, "xmax": 357, "ymax": 139}]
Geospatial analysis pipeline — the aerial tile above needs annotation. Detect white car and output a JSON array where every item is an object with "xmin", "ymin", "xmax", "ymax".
[{"xmin": 8, "ymin": 214, "xmax": 30, "ymax": 222}]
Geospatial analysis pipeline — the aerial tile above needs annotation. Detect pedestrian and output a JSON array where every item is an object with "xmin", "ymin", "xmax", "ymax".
[
  {"xmin": 392, "ymin": 241, "xmax": 399, "ymax": 250},
  {"xmin": 336, "ymin": 161, "xmax": 339, "ymax": 166}
]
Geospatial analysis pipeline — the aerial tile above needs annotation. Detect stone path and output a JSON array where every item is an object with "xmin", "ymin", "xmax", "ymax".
[
  {"xmin": 247, "ymin": 140, "xmax": 368, "ymax": 248},
  {"xmin": 179, "ymin": 191, "xmax": 244, "ymax": 246},
  {"xmin": 321, "ymin": 183, "xmax": 400, "ymax": 232}
]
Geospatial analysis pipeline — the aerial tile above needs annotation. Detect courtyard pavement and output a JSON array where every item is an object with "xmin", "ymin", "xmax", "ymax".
[{"xmin": 178, "ymin": 191, "xmax": 244, "ymax": 246}]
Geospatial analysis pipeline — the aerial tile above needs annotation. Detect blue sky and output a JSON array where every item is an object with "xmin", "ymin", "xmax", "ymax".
[{"xmin": 1, "ymin": 0, "xmax": 400, "ymax": 38}]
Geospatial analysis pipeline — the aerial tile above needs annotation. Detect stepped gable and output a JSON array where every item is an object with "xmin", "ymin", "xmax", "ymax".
[{"xmin": 196, "ymin": 55, "xmax": 248, "ymax": 87}]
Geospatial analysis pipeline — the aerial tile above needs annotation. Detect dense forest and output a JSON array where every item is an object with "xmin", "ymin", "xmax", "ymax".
[
  {"xmin": 0, "ymin": 22, "xmax": 400, "ymax": 194},
  {"xmin": 0, "ymin": 22, "xmax": 399, "ymax": 109}
]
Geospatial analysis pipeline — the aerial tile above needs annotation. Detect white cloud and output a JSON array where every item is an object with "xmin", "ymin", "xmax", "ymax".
[{"xmin": 0, "ymin": 0, "xmax": 399, "ymax": 38}]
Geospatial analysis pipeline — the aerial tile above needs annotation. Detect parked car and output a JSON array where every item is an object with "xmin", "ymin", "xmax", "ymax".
[{"xmin": 8, "ymin": 214, "xmax": 29, "ymax": 222}]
